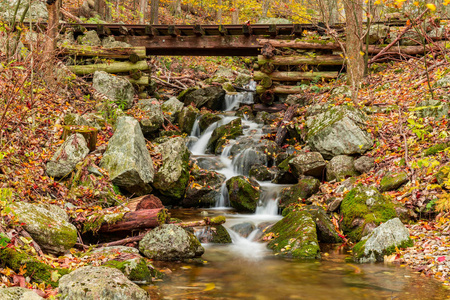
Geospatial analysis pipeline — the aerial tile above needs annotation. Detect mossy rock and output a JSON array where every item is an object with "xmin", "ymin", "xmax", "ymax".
[
  {"xmin": 226, "ymin": 175, "xmax": 260, "ymax": 213},
  {"xmin": 424, "ymin": 142, "xmax": 449, "ymax": 156},
  {"xmin": 178, "ymin": 87, "xmax": 198, "ymax": 102},
  {"xmin": 198, "ymin": 113, "xmax": 221, "ymax": 132},
  {"xmin": 340, "ymin": 185, "xmax": 397, "ymax": 242},
  {"xmin": 249, "ymin": 164, "xmax": 273, "ymax": 181},
  {"xmin": 266, "ymin": 210, "xmax": 320, "ymax": 259},
  {"xmin": 0, "ymin": 247, "xmax": 70, "ymax": 287},
  {"xmin": 435, "ymin": 164, "xmax": 450, "ymax": 187},
  {"xmin": 278, "ymin": 177, "xmax": 320, "ymax": 208},
  {"xmin": 207, "ymin": 118, "xmax": 243, "ymax": 154},
  {"xmin": 379, "ymin": 171, "xmax": 409, "ymax": 192},
  {"xmin": 103, "ymin": 257, "xmax": 152, "ymax": 282},
  {"xmin": 235, "ymin": 106, "xmax": 255, "ymax": 121},
  {"xmin": 178, "ymin": 105, "xmax": 199, "ymax": 134}
]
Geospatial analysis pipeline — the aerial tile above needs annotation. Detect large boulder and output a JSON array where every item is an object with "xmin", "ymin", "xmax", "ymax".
[
  {"xmin": 58, "ymin": 266, "xmax": 148, "ymax": 300},
  {"xmin": 139, "ymin": 224, "xmax": 204, "ymax": 260},
  {"xmin": 78, "ymin": 30, "xmax": 102, "ymax": 46},
  {"xmin": 207, "ymin": 118, "xmax": 243, "ymax": 154},
  {"xmin": 198, "ymin": 113, "xmax": 221, "ymax": 132},
  {"xmin": 413, "ymin": 99, "xmax": 449, "ymax": 119},
  {"xmin": 183, "ymin": 168, "xmax": 226, "ymax": 207},
  {"xmin": 161, "ymin": 97, "xmax": 184, "ymax": 123},
  {"xmin": 93, "ymin": 71, "xmax": 134, "ymax": 110},
  {"xmin": 11, "ymin": 202, "xmax": 77, "ymax": 255},
  {"xmin": 266, "ymin": 210, "xmax": 320, "ymax": 259},
  {"xmin": 178, "ymin": 105, "xmax": 199, "ymax": 134},
  {"xmin": 289, "ymin": 151, "xmax": 326, "ymax": 179},
  {"xmin": 46, "ymin": 133, "xmax": 89, "ymax": 178},
  {"xmin": 153, "ymin": 137, "xmax": 190, "ymax": 199},
  {"xmin": 366, "ymin": 24, "xmax": 389, "ymax": 44},
  {"xmin": 0, "ymin": 0, "xmax": 47, "ymax": 22},
  {"xmin": 232, "ymin": 148, "xmax": 267, "ymax": 176},
  {"xmin": 278, "ymin": 178, "xmax": 321, "ymax": 208},
  {"xmin": 354, "ymin": 156, "xmax": 375, "ymax": 174},
  {"xmin": 194, "ymin": 224, "xmax": 232, "ymax": 243},
  {"xmin": 249, "ymin": 164, "xmax": 274, "ymax": 181},
  {"xmin": 100, "ymin": 116, "xmax": 154, "ymax": 195},
  {"xmin": 340, "ymin": 185, "xmax": 397, "ymax": 241},
  {"xmin": 0, "ymin": 287, "xmax": 43, "ymax": 300},
  {"xmin": 326, "ymin": 155, "xmax": 358, "ymax": 181},
  {"xmin": 306, "ymin": 105, "xmax": 373, "ymax": 159},
  {"xmin": 301, "ymin": 206, "xmax": 343, "ymax": 243},
  {"xmin": 226, "ymin": 176, "xmax": 260, "ymax": 213},
  {"xmin": 137, "ymin": 99, "xmax": 164, "ymax": 135},
  {"xmin": 353, "ymin": 218, "xmax": 412, "ymax": 263},
  {"xmin": 183, "ymin": 86, "xmax": 226, "ymax": 110}
]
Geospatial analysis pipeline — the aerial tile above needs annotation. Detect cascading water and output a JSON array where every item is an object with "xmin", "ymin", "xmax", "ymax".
[{"xmin": 223, "ymin": 80, "xmax": 257, "ymax": 111}]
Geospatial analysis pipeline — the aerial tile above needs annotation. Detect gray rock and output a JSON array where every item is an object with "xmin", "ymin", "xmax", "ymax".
[
  {"xmin": 234, "ymin": 73, "xmax": 252, "ymax": 86},
  {"xmin": 249, "ymin": 164, "xmax": 274, "ymax": 181},
  {"xmin": 413, "ymin": 99, "xmax": 449, "ymax": 119},
  {"xmin": 93, "ymin": 71, "xmax": 134, "ymax": 110},
  {"xmin": 139, "ymin": 224, "xmax": 204, "ymax": 260},
  {"xmin": 100, "ymin": 116, "xmax": 154, "ymax": 195},
  {"xmin": 64, "ymin": 113, "xmax": 101, "ymax": 130},
  {"xmin": 183, "ymin": 169, "xmax": 226, "ymax": 207},
  {"xmin": 137, "ymin": 99, "xmax": 164, "ymax": 134},
  {"xmin": 353, "ymin": 218, "xmax": 412, "ymax": 263},
  {"xmin": 379, "ymin": 171, "xmax": 409, "ymax": 192},
  {"xmin": 178, "ymin": 105, "xmax": 199, "ymax": 134},
  {"xmin": 283, "ymin": 94, "xmax": 311, "ymax": 106},
  {"xmin": 331, "ymin": 86, "xmax": 351, "ymax": 98},
  {"xmin": 232, "ymin": 148, "xmax": 267, "ymax": 176},
  {"xmin": 207, "ymin": 118, "xmax": 243, "ymax": 154},
  {"xmin": 0, "ymin": 0, "xmax": 47, "ymax": 22},
  {"xmin": 78, "ymin": 30, "xmax": 102, "ymax": 46},
  {"xmin": 326, "ymin": 155, "xmax": 358, "ymax": 181},
  {"xmin": 214, "ymin": 65, "xmax": 235, "ymax": 79},
  {"xmin": 289, "ymin": 151, "xmax": 326, "ymax": 179},
  {"xmin": 183, "ymin": 86, "xmax": 226, "ymax": 110},
  {"xmin": 101, "ymin": 36, "xmax": 132, "ymax": 48},
  {"xmin": 194, "ymin": 225, "xmax": 232, "ymax": 243},
  {"xmin": 162, "ymin": 97, "xmax": 184, "ymax": 123},
  {"xmin": 58, "ymin": 266, "xmax": 148, "ymax": 300},
  {"xmin": 326, "ymin": 197, "xmax": 343, "ymax": 213},
  {"xmin": 0, "ymin": 287, "xmax": 43, "ymax": 300},
  {"xmin": 306, "ymin": 105, "xmax": 373, "ymax": 159},
  {"xmin": 354, "ymin": 156, "xmax": 375, "ymax": 173},
  {"xmin": 46, "ymin": 133, "xmax": 89, "ymax": 178},
  {"xmin": 367, "ymin": 24, "xmax": 389, "ymax": 44},
  {"xmin": 153, "ymin": 137, "xmax": 190, "ymax": 199},
  {"xmin": 302, "ymin": 205, "xmax": 343, "ymax": 243},
  {"xmin": 195, "ymin": 156, "xmax": 226, "ymax": 170},
  {"xmin": 278, "ymin": 177, "xmax": 321, "ymax": 208},
  {"xmin": 230, "ymin": 222, "xmax": 256, "ymax": 238},
  {"xmin": 11, "ymin": 202, "xmax": 77, "ymax": 255},
  {"xmin": 435, "ymin": 75, "xmax": 450, "ymax": 87}
]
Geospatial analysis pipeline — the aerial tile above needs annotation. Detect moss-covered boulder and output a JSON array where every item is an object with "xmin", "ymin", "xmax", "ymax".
[
  {"xmin": 289, "ymin": 151, "xmax": 326, "ymax": 179},
  {"xmin": 226, "ymin": 176, "xmax": 260, "ymax": 213},
  {"xmin": 0, "ymin": 287, "xmax": 43, "ymax": 300},
  {"xmin": 161, "ymin": 97, "xmax": 184, "ymax": 123},
  {"xmin": 233, "ymin": 148, "xmax": 267, "ymax": 176},
  {"xmin": 11, "ymin": 202, "xmax": 77, "ymax": 255},
  {"xmin": 198, "ymin": 113, "xmax": 221, "ymax": 132},
  {"xmin": 153, "ymin": 137, "xmax": 190, "ymax": 200},
  {"xmin": 59, "ymin": 266, "xmax": 148, "ymax": 300},
  {"xmin": 207, "ymin": 118, "xmax": 243, "ymax": 154},
  {"xmin": 340, "ymin": 185, "xmax": 397, "ymax": 242},
  {"xmin": 306, "ymin": 105, "xmax": 373, "ymax": 159},
  {"xmin": 266, "ymin": 210, "xmax": 320, "ymax": 259},
  {"xmin": 46, "ymin": 133, "xmax": 89, "ymax": 178},
  {"xmin": 178, "ymin": 105, "xmax": 199, "ymax": 134},
  {"xmin": 413, "ymin": 99, "xmax": 449, "ymax": 119},
  {"xmin": 235, "ymin": 105, "xmax": 255, "ymax": 120},
  {"xmin": 93, "ymin": 71, "xmax": 134, "ymax": 110},
  {"xmin": 195, "ymin": 225, "xmax": 232, "ymax": 243},
  {"xmin": 424, "ymin": 142, "xmax": 450, "ymax": 156},
  {"xmin": 301, "ymin": 206, "xmax": 343, "ymax": 243},
  {"xmin": 183, "ymin": 86, "xmax": 226, "ymax": 110},
  {"xmin": 100, "ymin": 116, "xmax": 154, "ymax": 196},
  {"xmin": 272, "ymin": 154, "xmax": 297, "ymax": 184},
  {"xmin": 379, "ymin": 171, "xmax": 409, "ymax": 192},
  {"xmin": 78, "ymin": 30, "xmax": 102, "ymax": 46},
  {"xmin": 249, "ymin": 164, "xmax": 274, "ymax": 181},
  {"xmin": 137, "ymin": 99, "xmax": 164, "ymax": 135},
  {"xmin": 353, "ymin": 218, "xmax": 412, "ymax": 263},
  {"xmin": 326, "ymin": 155, "xmax": 358, "ymax": 181},
  {"xmin": 90, "ymin": 246, "xmax": 157, "ymax": 282},
  {"xmin": 0, "ymin": 247, "xmax": 69, "ymax": 287},
  {"xmin": 278, "ymin": 177, "xmax": 320, "ymax": 208},
  {"xmin": 182, "ymin": 168, "xmax": 226, "ymax": 207},
  {"xmin": 139, "ymin": 224, "xmax": 204, "ymax": 261}
]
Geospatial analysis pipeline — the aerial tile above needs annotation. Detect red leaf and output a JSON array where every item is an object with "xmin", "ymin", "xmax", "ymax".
[{"xmin": 437, "ymin": 256, "xmax": 446, "ymax": 262}]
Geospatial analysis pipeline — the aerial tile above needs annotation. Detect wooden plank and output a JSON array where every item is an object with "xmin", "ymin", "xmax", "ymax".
[
  {"xmin": 254, "ymin": 71, "xmax": 338, "ymax": 81},
  {"xmin": 168, "ymin": 25, "xmax": 181, "ymax": 37},
  {"xmin": 258, "ymin": 54, "xmax": 344, "ymax": 66},
  {"xmin": 194, "ymin": 25, "xmax": 205, "ymax": 36}
]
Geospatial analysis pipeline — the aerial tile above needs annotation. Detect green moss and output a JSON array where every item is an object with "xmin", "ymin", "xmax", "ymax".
[
  {"xmin": 198, "ymin": 113, "xmax": 221, "ymax": 132},
  {"xmin": 379, "ymin": 172, "xmax": 409, "ymax": 192},
  {"xmin": 353, "ymin": 237, "xmax": 413, "ymax": 262},
  {"xmin": 424, "ymin": 142, "xmax": 449, "ymax": 156},
  {"xmin": 341, "ymin": 185, "xmax": 397, "ymax": 242},
  {"xmin": 226, "ymin": 176, "xmax": 260, "ymax": 213},
  {"xmin": 210, "ymin": 225, "xmax": 232, "ymax": 243},
  {"xmin": 83, "ymin": 212, "xmax": 125, "ymax": 234},
  {"xmin": 157, "ymin": 208, "xmax": 170, "ymax": 225},
  {"xmin": 103, "ymin": 257, "xmax": 151, "ymax": 282},
  {"xmin": 210, "ymin": 215, "xmax": 226, "ymax": 224},
  {"xmin": 207, "ymin": 118, "xmax": 243, "ymax": 154},
  {"xmin": 352, "ymin": 239, "xmax": 367, "ymax": 259},
  {"xmin": 278, "ymin": 155, "xmax": 294, "ymax": 171},
  {"xmin": 0, "ymin": 247, "xmax": 70, "ymax": 287}
]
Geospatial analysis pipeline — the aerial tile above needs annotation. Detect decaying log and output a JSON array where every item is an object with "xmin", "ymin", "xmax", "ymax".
[
  {"xmin": 126, "ymin": 194, "xmax": 163, "ymax": 212},
  {"xmin": 254, "ymin": 71, "xmax": 338, "ymax": 81},
  {"xmin": 68, "ymin": 60, "xmax": 150, "ymax": 75},
  {"xmin": 260, "ymin": 62, "xmax": 275, "ymax": 74},
  {"xmin": 99, "ymin": 208, "xmax": 170, "ymax": 233},
  {"xmin": 259, "ymin": 39, "xmax": 341, "ymax": 50},
  {"xmin": 172, "ymin": 216, "xmax": 226, "ymax": 228},
  {"xmin": 59, "ymin": 45, "xmax": 146, "ymax": 60},
  {"xmin": 275, "ymin": 104, "xmax": 299, "ymax": 146},
  {"xmin": 62, "ymin": 125, "xmax": 98, "ymax": 151},
  {"xmin": 260, "ymin": 90, "xmax": 275, "ymax": 106},
  {"xmin": 254, "ymin": 103, "xmax": 287, "ymax": 113},
  {"xmin": 258, "ymin": 54, "xmax": 344, "ymax": 66},
  {"xmin": 260, "ymin": 76, "xmax": 273, "ymax": 89},
  {"xmin": 256, "ymin": 85, "xmax": 310, "ymax": 95},
  {"xmin": 126, "ymin": 75, "xmax": 150, "ymax": 86}
]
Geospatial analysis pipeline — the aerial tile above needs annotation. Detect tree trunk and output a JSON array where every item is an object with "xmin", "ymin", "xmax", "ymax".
[
  {"xmin": 262, "ymin": 0, "xmax": 271, "ymax": 18},
  {"xmin": 139, "ymin": 0, "xmax": 147, "ymax": 23},
  {"xmin": 99, "ymin": 208, "xmax": 169, "ymax": 233},
  {"xmin": 45, "ymin": 3, "xmax": 58, "ymax": 55},
  {"xmin": 173, "ymin": 0, "xmax": 182, "ymax": 17},
  {"xmin": 254, "ymin": 71, "xmax": 338, "ymax": 81},
  {"xmin": 62, "ymin": 126, "xmax": 98, "ymax": 151},
  {"xmin": 344, "ymin": 0, "xmax": 364, "ymax": 103},
  {"xmin": 94, "ymin": 0, "xmax": 111, "ymax": 21},
  {"xmin": 217, "ymin": 0, "xmax": 222, "ymax": 23},
  {"xmin": 150, "ymin": 0, "xmax": 159, "ymax": 25},
  {"xmin": 69, "ymin": 60, "xmax": 150, "ymax": 75},
  {"xmin": 59, "ymin": 45, "xmax": 146, "ymax": 60},
  {"xmin": 258, "ymin": 54, "xmax": 344, "ymax": 66}
]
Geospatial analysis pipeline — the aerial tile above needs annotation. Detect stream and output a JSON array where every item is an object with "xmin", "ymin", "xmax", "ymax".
[{"xmin": 147, "ymin": 85, "xmax": 449, "ymax": 299}]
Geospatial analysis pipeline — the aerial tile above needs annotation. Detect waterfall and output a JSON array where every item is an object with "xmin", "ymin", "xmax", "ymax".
[{"xmin": 224, "ymin": 80, "xmax": 257, "ymax": 111}]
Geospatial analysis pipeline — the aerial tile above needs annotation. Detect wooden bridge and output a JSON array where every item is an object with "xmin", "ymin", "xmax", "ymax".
[{"xmin": 45, "ymin": 21, "xmax": 411, "ymax": 56}]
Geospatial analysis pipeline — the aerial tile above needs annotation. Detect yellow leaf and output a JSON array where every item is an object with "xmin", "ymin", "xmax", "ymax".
[
  {"xmin": 413, "ymin": 1, "xmax": 419, "ymax": 6},
  {"xmin": 360, "ymin": 51, "xmax": 365, "ymax": 56},
  {"xmin": 426, "ymin": 3, "xmax": 436, "ymax": 11},
  {"xmin": 203, "ymin": 282, "xmax": 215, "ymax": 291}
]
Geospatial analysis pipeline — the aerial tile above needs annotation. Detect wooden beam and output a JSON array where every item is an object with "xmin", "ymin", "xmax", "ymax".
[
  {"xmin": 243, "ymin": 24, "xmax": 252, "ymax": 36},
  {"xmin": 168, "ymin": 25, "xmax": 181, "ymax": 37},
  {"xmin": 258, "ymin": 54, "xmax": 344, "ymax": 66},
  {"xmin": 269, "ymin": 24, "xmax": 278, "ymax": 37},
  {"xmin": 254, "ymin": 70, "xmax": 338, "ymax": 81},
  {"xmin": 194, "ymin": 25, "xmax": 205, "ymax": 36},
  {"xmin": 59, "ymin": 45, "xmax": 147, "ymax": 60},
  {"xmin": 68, "ymin": 60, "xmax": 150, "ymax": 75},
  {"xmin": 145, "ymin": 25, "xmax": 158, "ymax": 36}
]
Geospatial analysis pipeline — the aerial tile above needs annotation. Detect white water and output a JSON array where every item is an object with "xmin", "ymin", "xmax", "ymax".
[
  {"xmin": 190, "ymin": 116, "xmax": 237, "ymax": 155},
  {"xmin": 223, "ymin": 80, "xmax": 257, "ymax": 111}
]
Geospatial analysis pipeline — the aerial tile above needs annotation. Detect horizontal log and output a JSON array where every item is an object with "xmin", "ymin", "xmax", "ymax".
[
  {"xmin": 99, "ymin": 208, "xmax": 169, "ymax": 233},
  {"xmin": 258, "ymin": 54, "xmax": 344, "ymax": 66},
  {"xmin": 59, "ymin": 45, "xmax": 147, "ymax": 60},
  {"xmin": 254, "ymin": 71, "xmax": 338, "ymax": 81},
  {"xmin": 68, "ymin": 60, "xmax": 150, "ymax": 75},
  {"xmin": 126, "ymin": 75, "xmax": 150, "ymax": 86},
  {"xmin": 258, "ymin": 39, "xmax": 341, "ymax": 50},
  {"xmin": 172, "ymin": 216, "xmax": 226, "ymax": 228}
]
